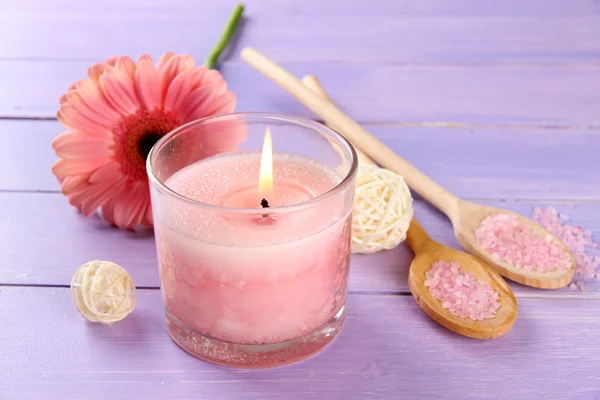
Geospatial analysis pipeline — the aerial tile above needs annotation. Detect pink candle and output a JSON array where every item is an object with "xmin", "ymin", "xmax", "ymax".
[{"xmin": 148, "ymin": 113, "xmax": 357, "ymax": 368}]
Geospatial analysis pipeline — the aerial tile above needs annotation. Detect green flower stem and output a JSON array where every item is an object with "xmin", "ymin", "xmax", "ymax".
[{"xmin": 205, "ymin": 3, "xmax": 245, "ymax": 69}]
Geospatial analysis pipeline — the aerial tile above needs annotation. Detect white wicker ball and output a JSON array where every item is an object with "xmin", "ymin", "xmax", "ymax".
[
  {"xmin": 71, "ymin": 260, "xmax": 136, "ymax": 324},
  {"xmin": 352, "ymin": 164, "xmax": 414, "ymax": 254}
]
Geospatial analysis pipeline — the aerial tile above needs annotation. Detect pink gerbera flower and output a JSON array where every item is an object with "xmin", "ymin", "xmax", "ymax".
[{"xmin": 51, "ymin": 52, "xmax": 238, "ymax": 230}]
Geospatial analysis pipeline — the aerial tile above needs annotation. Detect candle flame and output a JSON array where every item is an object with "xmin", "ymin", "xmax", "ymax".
[{"xmin": 258, "ymin": 126, "xmax": 273, "ymax": 200}]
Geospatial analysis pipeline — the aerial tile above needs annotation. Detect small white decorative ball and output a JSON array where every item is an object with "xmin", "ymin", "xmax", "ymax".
[
  {"xmin": 352, "ymin": 164, "xmax": 414, "ymax": 254},
  {"xmin": 71, "ymin": 260, "xmax": 136, "ymax": 324}
]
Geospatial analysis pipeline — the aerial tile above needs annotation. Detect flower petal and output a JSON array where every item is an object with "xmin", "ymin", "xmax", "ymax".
[
  {"xmin": 200, "ymin": 69, "xmax": 227, "ymax": 95},
  {"xmin": 89, "ymin": 162, "xmax": 121, "ymax": 184},
  {"xmin": 69, "ymin": 179, "xmax": 112, "ymax": 214},
  {"xmin": 78, "ymin": 176, "xmax": 126, "ymax": 216},
  {"xmin": 127, "ymin": 182, "xmax": 150, "ymax": 229},
  {"xmin": 157, "ymin": 52, "xmax": 175, "ymax": 72},
  {"xmin": 105, "ymin": 56, "xmax": 118, "ymax": 66},
  {"xmin": 75, "ymin": 79, "xmax": 122, "ymax": 122},
  {"xmin": 78, "ymin": 185, "xmax": 116, "ymax": 215},
  {"xmin": 99, "ymin": 68, "xmax": 140, "ymax": 116},
  {"xmin": 163, "ymin": 70, "xmax": 201, "ymax": 113},
  {"xmin": 135, "ymin": 59, "xmax": 162, "ymax": 111},
  {"xmin": 52, "ymin": 158, "xmax": 108, "ymax": 178},
  {"xmin": 65, "ymin": 181, "xmax": 92, "ymax": 209},
  {"xmin": 59, "ymin": 91, "xmax": 71, "ymax": 105},
  {"xmin": 87, "ymin": 62, "xmax": 109, "ymax": 82},
  {"xmin": 52, "ymin": 131, "xmax": 79, "ymax": 150},
  {"xmin": 115, "ymin": 56, "xmax": 136, "ymax": 79},
  {"xmin": 142, "ymin": 205, "xmax": 153, "ymax": 228},
  {"xmin": 60, "ymin": 175, "xmax": 89, "ymax": 195},
  {"xmin": 129, "ymin": 185, "xmax": 151, "ymax": 228},
  {"xmin": 57, "ymin": 104, "xmax": 112, "ymax": 137},
  {"xmin": 65, "ymin": 90, "xmax": 114, "ymax": 128},
  {"xmin": 137, "ymin": 54, "xmax": 153, "ymax": 64},
  {"xmin": 111, "ymin": 182, "xmax": 135, "ymax": 228},
  {"xmin": 113, "ymin": 181, "xmax": 146, "ymax": 229},
  {"xmin": 52, "ymin": 131, "xmax": 112, "ymax": 160},
  {"xmin": 128, "ymin": 195, "xmax": 149, "ymax": 230},
  {"xmin": 159, "ymin": 54, "xmax": 196, "ymax": 99},
  {"xmin": 179, "ymin": 85, "xmax": 218, "ymax": 122},
  {"xmin": 183, "ymin": 92, "xmax": 236, "ymax": 122},
  {"xmin": 206, "ymin": 92, "xmax": 236, "ymax": 116},
  {"xmin": 100, "ymin": 183, "xmax": 125, "ymax": 226}
]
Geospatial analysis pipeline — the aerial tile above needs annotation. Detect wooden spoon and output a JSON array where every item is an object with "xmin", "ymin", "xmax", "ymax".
[
  {"xmin": 241, "ymin": 47, "xmax": 576, "ymax": 289},
  {"xmin": 405, "ymin": 218, "xmax": 517, "ymax": 339},
  {"xmin": 302, "ymin": 74, "xmax": 518, "ymax": 339}
]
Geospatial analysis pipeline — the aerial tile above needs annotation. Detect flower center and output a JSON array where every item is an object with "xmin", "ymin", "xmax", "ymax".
[
  {"xmin": 114, "ymin": 109, "xmax": 181, "ymax": 182},
  {"xmin": 138, "ymin": 132, "xmax": 163, "ymax": 160}
]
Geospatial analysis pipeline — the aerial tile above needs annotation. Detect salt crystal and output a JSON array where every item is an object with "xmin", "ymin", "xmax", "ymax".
[
  {"xmin": 533, "ymin": 207, "xmax": 599, "ymax": 280},
  {"xmin": 474, "ymin": 212, "xmax": 571, "ymax": 272},
  {"xmin": 576, "ymin": 281, "xmax": 587, "ymax": 292},
  {"xmin": 425, "ymin": 260, "xmax": 500, "ymax": 321}
]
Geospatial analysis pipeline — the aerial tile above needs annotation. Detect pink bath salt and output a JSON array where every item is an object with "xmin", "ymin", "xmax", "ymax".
[
  {"xmin": 424, "ymin": 260, "xmax": 500, "ymax": 321},
  {"xmin": 575, "ymin": 280, "xmax": 588, "ymax": 292},
  {"xmin": 475, "ymin": 213, "xmax": 572, "ymax": 272},
  {"xmin": 533, "ymin": 207, "xmax": 600, "ymax": 280}
]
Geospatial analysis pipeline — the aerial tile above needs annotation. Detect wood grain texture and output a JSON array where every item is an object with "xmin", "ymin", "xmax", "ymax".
[
  {"xmin": 7, "ymin": 120, "xmax": 598, "ymax": 199},
  {"xmin": 0, "ymin": 9, "xmax": 598, "ymax": 64},
  {"xmin": 1, "ymin": 62, "xmax": 599, "ymax": 126},
  {"xmin": 1, "ymin": 192, "xmax": 597, "ymax": 298},
  {"xmin": 3, "ymin": 0, "xmax": 600, "ymax": 18},
  {"xmin": 1, "ymin": 287, "xmax": 600, "ymax": 400},
  {"xmin": 1, "ymin": 0, "xmax": 599, "ymax": 397}
]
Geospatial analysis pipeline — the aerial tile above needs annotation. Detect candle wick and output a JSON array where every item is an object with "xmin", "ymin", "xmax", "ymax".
[{"xmin": 260, "ymin": 198, "xmax": 271, "ymax": 219}]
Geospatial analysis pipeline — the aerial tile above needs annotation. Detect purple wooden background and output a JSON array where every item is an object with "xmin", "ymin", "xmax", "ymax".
[{"xmin": 1, "ymin": 0, "xmax": 599, "ymax": 399}]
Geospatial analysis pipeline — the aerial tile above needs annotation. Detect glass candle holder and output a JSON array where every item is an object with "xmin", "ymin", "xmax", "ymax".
[{"xmin": 147, "ymin": 112, "xmax": 357, "ymax": 368}]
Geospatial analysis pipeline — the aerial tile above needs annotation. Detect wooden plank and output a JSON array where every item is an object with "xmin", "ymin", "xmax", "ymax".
[
  {"xmin": 0, "ymin": 12, "xmax": 598, "ymax": 64},
  {"xmin": 0, "ymin": 120, "xmax": 58, "ymax": 192},
  {"xmin": 2, "ymin": 287, "xmax": 599, "ymax": 399},
  {"xmin": 1, "ymin": 191, "xmax": 598, "ymax": 297},
  {"xmin": 4, "ymin": 0, "xmax": 600, "ymax": 18},
  {"xmin": 5, "ymin": 120, "xmax": 599, "ymax": 200},
  {"xmin": 1, "ymin": 62, "xmax": 598, "ymax": 125}
]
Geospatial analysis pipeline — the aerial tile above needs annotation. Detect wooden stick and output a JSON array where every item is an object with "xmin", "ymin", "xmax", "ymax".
[
  {"xmin": 301, "ymin": 75, "xmax": 375, "ymax": 166},
  {"xmin": 241, "ymin": 47, "xmax": 460, "ymax": 220},
  {"xmin": 303, "ymin": 74, "xmax": 430, "ymax": 253}
]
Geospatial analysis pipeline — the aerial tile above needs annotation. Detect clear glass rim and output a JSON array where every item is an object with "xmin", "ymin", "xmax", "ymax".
[{"xmin": 146, "ymin": 111, "xmax": 358, "ymax": 214}]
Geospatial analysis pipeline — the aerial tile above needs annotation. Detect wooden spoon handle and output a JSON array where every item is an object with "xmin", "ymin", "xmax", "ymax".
[
  {"xmin": 405, "ymin": 218, "xmax": 432, "ymax": 254},
  {"xmin": 302, "ymin": 74, "xmax": 432, "ymax": 254},
  {"xmin": 302, "ymin": 75, "xmax": 375, "ymax": 166},
  {"xmin": 242, "ymin": 47, "xmax": 460, "ymax": 220}
]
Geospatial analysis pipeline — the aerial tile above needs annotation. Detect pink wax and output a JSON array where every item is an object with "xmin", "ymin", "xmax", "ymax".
[{"xmin": 153, "ymin": 152, "xmax": 352, "ymax": 346}]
